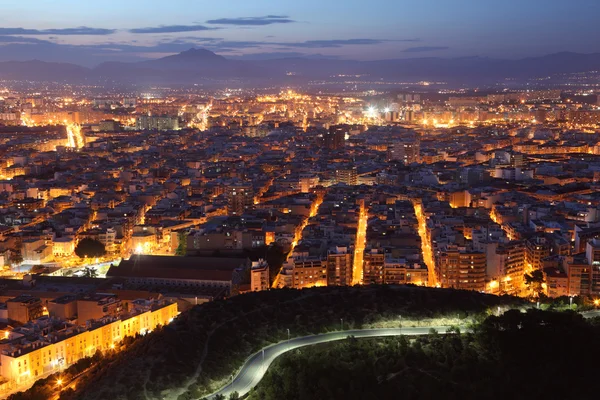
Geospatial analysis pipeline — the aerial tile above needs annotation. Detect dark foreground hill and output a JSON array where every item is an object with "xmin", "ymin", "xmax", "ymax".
[
  {"xmin": 251, "ymin": 309, "xmax": 599, "ymax": 400},
  {"xmin": 10, "ymin": 285, "xmax": 525, "ymax": 400}
]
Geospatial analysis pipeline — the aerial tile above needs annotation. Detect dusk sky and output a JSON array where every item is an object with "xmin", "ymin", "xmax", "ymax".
[{"xmin": 2, "ymin": 0, "xmax": 600, "ymax": 66}]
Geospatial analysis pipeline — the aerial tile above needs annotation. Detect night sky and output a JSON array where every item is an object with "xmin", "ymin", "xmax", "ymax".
[{"xmin": 1, "ymin": 0, "xmax": 600, "ymax": 66}]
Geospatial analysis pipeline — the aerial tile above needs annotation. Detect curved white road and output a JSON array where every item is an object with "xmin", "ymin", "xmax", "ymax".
[
  {"xmin": 204, "ymin": 326, "xmax": 458, "ymax": 399},
  {"xmin": 204, "ymin": 309, "xmax": 600, "ymax": 399}
]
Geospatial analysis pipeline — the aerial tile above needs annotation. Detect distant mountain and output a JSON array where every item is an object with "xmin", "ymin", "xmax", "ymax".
[
  {"xmin": 0, "ymin": 60, "xmax": 89, "ymax": 81},
  {"xmin": 1, "ymin": 49, "xmax": 600, "ymax": 85},
  {"xmin": 141, "ymin": 48, "xmax": 228, "ymax": 68}
]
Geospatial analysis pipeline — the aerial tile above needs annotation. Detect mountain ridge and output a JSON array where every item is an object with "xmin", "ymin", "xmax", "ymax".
[{"xmin": 1, "ymin": 49, "xmax": 599, "ymax": 85}]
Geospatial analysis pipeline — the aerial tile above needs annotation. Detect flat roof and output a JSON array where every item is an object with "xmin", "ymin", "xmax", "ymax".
[{"xmin": 108, "ymin": 255, "xmax": 248, "ymax": 282}]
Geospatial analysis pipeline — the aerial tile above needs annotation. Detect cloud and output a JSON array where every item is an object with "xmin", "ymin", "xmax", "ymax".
[
  {"xmin": 206, "ymin": 16, "xmax": 296, "ymax": 26},
  {"xmin": 402, "ymin": 46, "xmax": 449, "ymax": 53},
  {"xmin": 130, "ymin": 25, "xmax": 219, "ymax": 34},
  {"xmin": 278, "ymin": 38, "xmax": 416, "ymax": 48},
  {"xmin": 227, "ymin": 52, "xmax": 341, "ymax": 60},
  {"xmin": 0, "ymin": 27, "xmax": 116, "ymax": 35},
  {"xmin": 0, "ymin": 35, "xmax": 52, "ymax": 44}
]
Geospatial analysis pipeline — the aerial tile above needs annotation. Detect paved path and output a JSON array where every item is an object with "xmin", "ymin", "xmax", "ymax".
[{"xmin": 204, "ymin": 326, "xmax": 457, "ymax": 399}]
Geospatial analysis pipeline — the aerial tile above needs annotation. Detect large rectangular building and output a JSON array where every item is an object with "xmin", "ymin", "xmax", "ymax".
[
  {"xmin": 0, "ymin": 300, "xmax": 177, "ymax": 385},
  {"xmin": 107, "ymin": 255, "xmax": 249, "ymax": 295}
]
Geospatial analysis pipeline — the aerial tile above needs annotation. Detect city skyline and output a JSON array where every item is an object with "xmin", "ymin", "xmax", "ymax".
[
  {"xmin": 2, "ymin": 2, "xmax": 600, "ymax": 399},
  {"xmin": 1, "ymin": 0, "xmax": 600, "ymax": 65}
]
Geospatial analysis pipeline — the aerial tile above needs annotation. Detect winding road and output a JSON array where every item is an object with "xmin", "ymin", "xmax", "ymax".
[
  {"xmin": 204, "ymin": 326, "xmax": 457, "ymax": 399},
  {"xmin": 203, "ymin": 310, "xmax": 600, "ymax": 399}
]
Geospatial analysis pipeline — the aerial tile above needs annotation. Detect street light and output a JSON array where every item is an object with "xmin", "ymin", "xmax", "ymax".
[
  {"xmin": 286, "ymin": 328, "xmax": 290, "ymax": 344},
  {"xmin": 340, "ymin": 318, "xmax": 343, "ymax": 331},
  {"xmin": 569, "ymin": 296, "xmax": 574, "ymax": 308}
]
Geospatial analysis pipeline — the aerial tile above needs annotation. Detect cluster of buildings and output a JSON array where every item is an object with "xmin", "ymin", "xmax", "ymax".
[
  {"xmin": 1, "ymin": 84, "xmax": 600, "ymax": 390},
  {"xmin": 0, "ymin": 275, "xmax": 177, "ymax": 389}
]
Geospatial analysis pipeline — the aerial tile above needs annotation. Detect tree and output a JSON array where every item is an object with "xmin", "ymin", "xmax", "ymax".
[
  {"xmin": 525, "ymin": 270, "xmax": 545, "ymax": 298},
  {"xmin": 83, "ymin": 266, "xmax": 98, "ymax": 278},
  {"xmin": 75, "ymin": 238, "xmax": 106, "ymax": 259},
  {"xmin": 11, "ymin": 252, "xmax": 23, "ymax": 267},
  {"xmin": 175, "ymin": 231, "xmax": 188, "ymax": 256},
  {"xmin": 265, "ymin": 244, "xmax": 287, "ymax": 284},
  {"xmin": 228, "ymin": 392, "xmax": 240, "ymax": 400}
]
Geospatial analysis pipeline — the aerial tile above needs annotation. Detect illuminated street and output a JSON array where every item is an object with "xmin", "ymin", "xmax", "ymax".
[
  {"xmin": 413, "ymin": 201, "xmax": 437, "ymax": 287},
  {"xmin": 352, "ymin": 205, "xmax": 368, "ymax": 285}
]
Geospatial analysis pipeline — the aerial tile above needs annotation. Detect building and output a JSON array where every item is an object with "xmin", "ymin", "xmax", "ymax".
[
  {"xmin": 227, "ymin": 184, "xmax": 254, "ymax": 215},
  {"xmin": 383, "ymin": 256, "xmax": 428, "ymax": 285},
  {"xmin": 326, "ymin": 246, "xmax": 353, "ymax": 286},
  {"xmin": 526, "ymin": 236, "xmax": 551, "ymax": 271},
  {"xmin": 22, "ymin": 239, "xmax": 52, "ymax": 264},
  {"xmin": 48, "ymin": 295, "xmax": 78, "ymax": 320},
  {"xmin": 250, "ymin": 259, "xmax": 270, "ymax": 292},
  {"xmin": 7, "ymin": 295, "xmax": 44, "ymax": 324},
  {"xmin": 398, "ymin": 93, "xmax": 421, "ymax": 103},
  {"xmin": 321, "ymin": 126, "xmax": 346, "ymax": 150},
  {"xmin": 386, "ymin": 135, "xmax": 421, "ymax": 164},
  {"xmin": 52, "ymin": 237, "xmax": 75, "ymax": 258},
  {"xmin": 437, "ymin": 246, "xmax": 486, "ymax": 291},
  {"xmin": 132, "ymin": 226, "xmax": 158, "ymax": 255},
  {"xmin": 77, "ymin": 293, "xmax": 123, "ymax": 324},
  {"xmin": 135, "ymin": 115, "xmax": 179, "ymax": 131},
  {"xmin": 99, "ymin": 120, "xmax": 120, "ymax": 132},
  {"xmin": 0, "ymin": 300, "xmax": 177, "ymax": 385},
  {"xmin": 335, "ymin": 167, "xmax": 358, "ymax": 186},
  {"xmin": 363, "ymin": 249, "xmax": 385, "ymax": 284},
  {"xmin": 122, "ymin": 98, "xmax": 137, "ymax": 108},
  {"xmin": 292, "ymin": 255, "xmax": 326, "ymax": 289},
  {"xmin": 107, "ymin": 255, "xmax": 249, "ymax": 295},
  {"xmin": 298, "ymin": 174, "xmax": 319, "ymax": 193}
]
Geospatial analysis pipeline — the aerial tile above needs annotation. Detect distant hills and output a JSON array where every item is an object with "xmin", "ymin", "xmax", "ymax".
[{"xmin": 1, "ymin": 49, "xmax": 599, "ymax": 85}]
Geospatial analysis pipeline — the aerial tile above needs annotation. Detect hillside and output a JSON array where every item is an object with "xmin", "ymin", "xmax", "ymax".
[
  {"xmin": 37, "ymin": 285, "xmax": 525, "ymax": 400},
  {"xmin": 250, "ymin": 310, "xmax": 599, "ymax": 400}
]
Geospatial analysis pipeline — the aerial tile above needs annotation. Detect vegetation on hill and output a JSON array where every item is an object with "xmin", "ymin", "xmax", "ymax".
[
  {"xmin": 250, "ymin": 310, "xmax": 600, "ymax": 400},
  {"xmin": 53, "ymin": 285, "xmax": 525, "ymax": 400},
  {"xmin": 74, "ymin": 238, "xmax": 106, "ymax": 259}
]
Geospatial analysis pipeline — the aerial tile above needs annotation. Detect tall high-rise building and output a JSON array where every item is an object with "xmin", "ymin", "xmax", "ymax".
[
  {"xmin": 363, "ymin": 248, "xmax": 385, "ymax": 284},
  {"xmin": 525, "ymin": 236, "xmax": 551, "ymax": 271},
  {"xmin": 227, "ymin": 183, "xmax": 254, "ymax": 215},
  {"xmin": 326, "ymin": 246, "xmax": 353, "ymax": 286},
  {"xmin": 251, "ymin": 259, "xmax": 270, "ymax": 292},
  {"xmin": 386, "ymin": 134, "xmax": 421, "ymax": 164},
  {"xmin": 136, "ymin": 115, "xmax": 180, "ymax": 131},
  {"xmin": 321, "ymin": 126, "xmax": 346, "ymax": 150},
  {"xmin": 398, "ymin": 93, "xmax": 421, "ymax": 103},
  {"xmin": 437, "ymin": 245, "xmax": 486, "ymax": 291}
]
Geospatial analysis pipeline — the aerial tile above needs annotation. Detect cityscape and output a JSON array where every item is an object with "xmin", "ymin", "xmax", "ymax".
[{"xmin": 1, "ymin": 1, "xmax": 600, "ymax": 399}]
